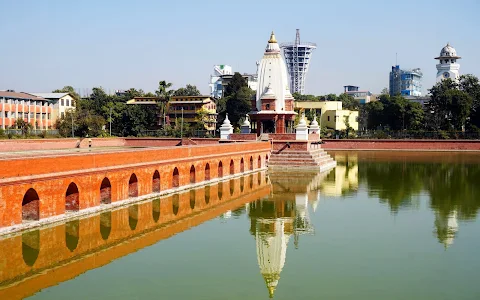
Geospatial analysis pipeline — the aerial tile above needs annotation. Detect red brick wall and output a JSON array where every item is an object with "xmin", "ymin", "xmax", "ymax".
[
  {"xmin": 272, "ymin": 140, "xmax": 309, "ymax": 152},
  {"xmin": 230, "ymin": 134, "xmax": 257, "ymax": 140},
  {"xmin": 0, "ymin": 142, "xmax": 271, "ymax": 228},
  {"xmin": 269, "ymin": 133, "xmax": 296, "ymax": 140},
  {"xmin": 322, "ymin": 139, "xmax": 480, "ymax": 151}
]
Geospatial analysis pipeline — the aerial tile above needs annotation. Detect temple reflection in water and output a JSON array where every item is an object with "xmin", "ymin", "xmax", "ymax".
[{"xmin": 249, "ymin": 170, "xmax": 327, "ymax": 298}]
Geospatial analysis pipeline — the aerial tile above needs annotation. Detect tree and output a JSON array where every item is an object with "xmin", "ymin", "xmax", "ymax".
[
  {"xmin": 224, "ymin": 72, "xmax": 247, "ymax": 97},
  {"xmin": 459, "ymin": 75, "xmax": 480, "ymax": 129},
  {"xmin": 120, "ymin": 104, "xmax": 158, "ymax": 136},
  {"xmin": 338, "ymin": 93, "xmax": 359, "ymax": 110},
  {"xmin": 56, "ymin": 109, "xmax": 106, "ymax": 137},
  {"xmin": 381, "ymin": 87, "xmax": 389, "ymax": 95},
  {"xmin": 13, "ymin": 118, "xmax": 33, "ymax": 137},
  {"xmin": 226, "ymin": 87, "xmax": 254, "ymax": 127},
  {"xmin": 195, "ymin": 107, "xmax": 211, "ymax": 130},
  {"xmin": 325, "ymin": 94, "xmax": 337, "ymax": 101},
  {"xmin": 155, "ymin": 81, "xmax": 174, "ymax": 127},
  {"xmin": 428, "ymin": 79, "xmax": 472, "ymax": 131},
  {"xmin": 174, "ymin": 84, "xmax": 201, "ymax": 96},
  {"xmin": 365, "ymin": 100, "xmax": 384, "ymax": 129},
  {"xmin": 102, "ymin": 101, "xmax": 125, "ymax": 136}
]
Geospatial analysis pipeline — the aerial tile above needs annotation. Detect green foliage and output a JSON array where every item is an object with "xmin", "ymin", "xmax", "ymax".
[
  {"xmin": 427, "ymin": 76, "xmax": 477, "ymax": 131},
  {"xmin": 338, "ymin": 93, "xmax": 359, "ymax": 110},
  {"xmin": 364, "ymin": 94, "xmax": 424, "ymax": 131},
  {"xmin": 0, "ymin": 128, "xmax": 5, "ymax": 139},
  {"xmin": 224, "ymin": 72, "xmax": 247, "ymax": 97},
  {"xmin": 57, "ymin": 109, "xmax": 106, "ymax": 137},
  {"xmin": 225, "ymin": 86, "xmax": 254, "ymax": 127},
  {"xmin": 13, "ymin": 118, "xmax": 33, "ymax": 137},
  {"xmin": 120, "ymin": 105, "xmax": 157, "ymax": 136},
  {"xmin": 195, "ymin": 107, "xmax": 211, "ymax": 130},
  {"xmin": 174, "ymin": 84, "xmax": 201, "ymax": 96}
]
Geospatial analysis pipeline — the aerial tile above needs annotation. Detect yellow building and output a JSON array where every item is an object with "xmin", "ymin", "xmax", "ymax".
[
  {"xmin": 167, "ymin": 96, "xmax": 217, "ymax": 132},
  {"xmin": 295, "ymin": 101, "xmax": 358, "ymax": 131}
]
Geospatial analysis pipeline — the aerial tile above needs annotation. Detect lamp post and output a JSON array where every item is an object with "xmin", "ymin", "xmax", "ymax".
[
  {"xmin": 180, "ymin": 107, "xmax": 184, "ymax": 139},
  {"xmin": 109, "ymin": 106, "xmax": 112, "ymax": 136},
  {"xmin": 71, "ymin": 109, "xmax": 74, "ymax": 138}
]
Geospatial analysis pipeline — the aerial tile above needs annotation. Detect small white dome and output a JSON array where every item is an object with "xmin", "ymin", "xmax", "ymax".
[
  {"xmin": 261, "ymin": 84, "xmax": 276, "ymax": 99},
  {"xmin": 440, "ymin": 43, "xmax": 457, "ymax": 57}
]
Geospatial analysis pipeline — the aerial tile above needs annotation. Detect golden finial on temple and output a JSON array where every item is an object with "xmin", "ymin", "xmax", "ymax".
[{"xmin": 268, "ymin": 31, "xmax": 277, "ymax": 43}]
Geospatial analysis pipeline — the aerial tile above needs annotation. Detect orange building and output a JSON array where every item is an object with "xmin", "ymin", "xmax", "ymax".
[
  {"xmin": 0, "ymin": 91, "xmax": 54, "ymax": 130},
  {"xmin": 167, "ymin": 96, "xmax": 217, "ymax": 133}
]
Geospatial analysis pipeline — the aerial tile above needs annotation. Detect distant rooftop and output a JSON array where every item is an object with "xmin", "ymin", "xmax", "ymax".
[
  {"xmin": 31, "ymin": 92, "xmax": 70, "ymax": 99},
  {"xmin": 0, "ymin": 91, "xmax": 48, "ymax": 101}
]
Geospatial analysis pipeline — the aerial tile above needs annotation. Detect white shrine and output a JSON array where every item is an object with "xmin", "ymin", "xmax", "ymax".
[{"xmin": 249, "ymin": 32, "xmax": 296, "ymax": 134}]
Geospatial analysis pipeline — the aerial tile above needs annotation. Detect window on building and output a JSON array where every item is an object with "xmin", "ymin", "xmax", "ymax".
[
  {"xmin": 266, "ymin": 104, "xmax": 270, "ymax": 110},
  {"xmin": 61, "ymin": 99, "xmax": 64, "ymax": 106},
  {"xmin": 66, "ymin": 99, "xmax": 70, "ymax": 106},
  {"xmin": 328, "ymin": 116, "xmax": 330, "ymax": 121},
  {"xmin": 30, "ymin": 112, "xmax": 34, "ymax": 118}
]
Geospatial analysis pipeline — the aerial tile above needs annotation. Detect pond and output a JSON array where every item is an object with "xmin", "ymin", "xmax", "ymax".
[{"xmin": 1, "ymin": 151, "xmax": 480, "ymax": 300}]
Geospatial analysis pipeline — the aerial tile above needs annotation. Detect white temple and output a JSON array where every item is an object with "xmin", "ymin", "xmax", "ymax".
[
  {"xmin": 249, "ymin": 32, "xmax": 296, "ymax": 134},
  {"xmin": 435, "ymin": 43, "xmax": 461, "ymax": 83}
]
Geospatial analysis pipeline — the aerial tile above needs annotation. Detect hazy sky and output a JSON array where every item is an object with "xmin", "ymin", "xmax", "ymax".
[{"xmin": 1, "ymin": 0, "xmax": 479, "ymax": 96}]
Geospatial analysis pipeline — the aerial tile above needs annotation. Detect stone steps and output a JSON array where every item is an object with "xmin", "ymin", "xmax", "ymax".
[{"xmin": 268, "ymin": 147, "xmax": 336, "ymax": 171}]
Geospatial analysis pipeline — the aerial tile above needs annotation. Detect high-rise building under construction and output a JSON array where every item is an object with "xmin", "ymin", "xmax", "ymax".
[{"xmin": 280, "ymin": 29, "xmax": 316, "ymax": 95}]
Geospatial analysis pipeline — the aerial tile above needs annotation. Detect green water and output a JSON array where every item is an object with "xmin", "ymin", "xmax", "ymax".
[{"xmin": 13, "ymin": 152, "xmax": 480, "ymax": 299}]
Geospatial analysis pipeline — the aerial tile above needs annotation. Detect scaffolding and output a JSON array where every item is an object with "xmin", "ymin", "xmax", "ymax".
[{"xmin": 280, "ymin": 29, "xmax": 317, "ymax": 95}]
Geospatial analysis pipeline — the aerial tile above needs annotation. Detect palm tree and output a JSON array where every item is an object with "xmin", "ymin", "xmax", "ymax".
[{"xmin": 155, "ymin": 81, "xmax": 174, "ymax": 128}]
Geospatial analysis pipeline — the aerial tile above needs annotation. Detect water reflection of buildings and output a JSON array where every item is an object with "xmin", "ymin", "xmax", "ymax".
[
  {"xmin": 249, "ymin": 170, "xmax": 328, "ymax": 298},
  {"xmin": 320, "ymin": 152, "xmax": 358, "ymax": 197},
  {"xmin": 0, "ymin": 173, "xmax": 270, "ymax": 300}
]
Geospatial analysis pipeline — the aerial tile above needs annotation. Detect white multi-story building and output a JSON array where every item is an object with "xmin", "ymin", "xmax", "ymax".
[
  {"xmin": 209, "ymin": 65, "xmax": 233, "ymax": 98},
  {"xmin": 31, "ymin": 93, "xmax": 76, "ymax": 120},
  {"xmin": 435, "ymin": 43, "xmax": 461, "ymax": 83},
  {"xmin": 209, "ymin": 65, "xmax": 258, "ymax": 98}
]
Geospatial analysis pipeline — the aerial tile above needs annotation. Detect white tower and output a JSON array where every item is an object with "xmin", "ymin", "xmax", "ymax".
[{"xmin": 435, "ymin": 43, "xmax": 461, "ymax": 83}]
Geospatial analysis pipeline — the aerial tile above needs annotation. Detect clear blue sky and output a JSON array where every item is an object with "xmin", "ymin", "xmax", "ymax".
[{"xmin": 1, "ymin": 0, "xmax": 479, "ymax": 96}]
